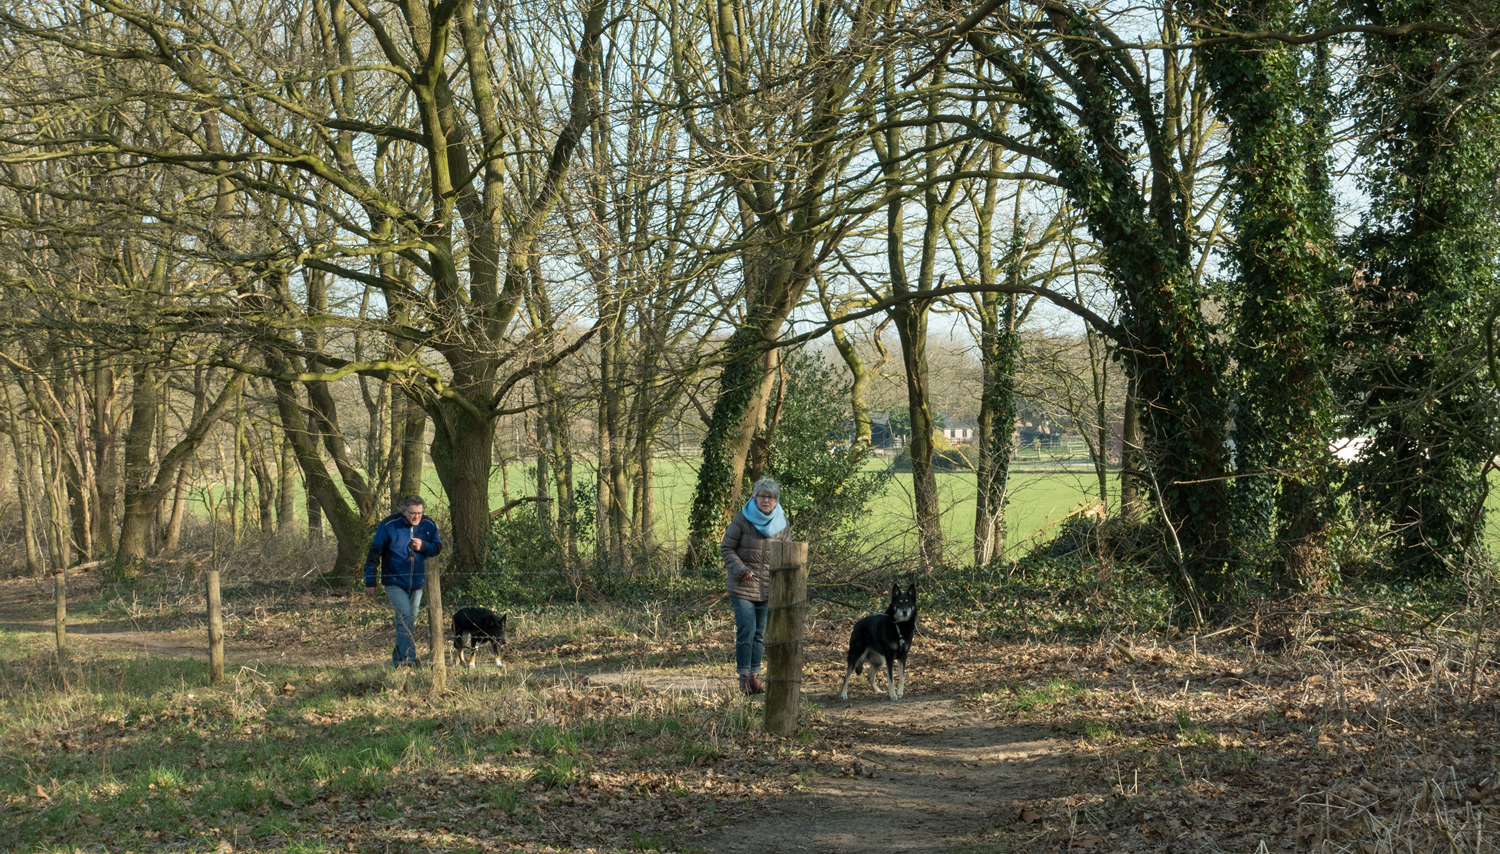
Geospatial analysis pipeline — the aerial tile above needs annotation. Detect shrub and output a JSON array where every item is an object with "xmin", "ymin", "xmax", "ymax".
[
  {"xmin": 452, "ymin": 507, "xmax": 570, "ymax": 607},
  {"xmin": 762, "ymin": 350, "xmax": 895, "ymax": 576}
]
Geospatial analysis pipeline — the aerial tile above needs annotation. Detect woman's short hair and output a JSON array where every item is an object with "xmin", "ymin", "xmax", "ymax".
[{"xmin": 751, "ymin": 477, "xmax": 781, "ymax": 500}]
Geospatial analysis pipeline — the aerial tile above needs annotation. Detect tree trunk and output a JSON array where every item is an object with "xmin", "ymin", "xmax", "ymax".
[
  {"xmin": 686, "ymin": 238, "xmax": 815, "ymax": 570},
  {"xmin": 163, "ymin": 463, "xmax": 190, "ymax": 553},
  {"xmin": 597, "ymin": 312, "xmax": 625, "ymax": 568},
  {"xmin": 249, "ymin": 434, "xmax": 275, "ymax": 534},
  {"xmin": 58, "ymin": 420, "xmax": 91, "ymax": 564},
  {"xmin": 119, "ymin": 371, "xmax": 244, "ymax": 561},
  {"xmin": 34, "ymin": 419, "xmax": 67, "ymax": 571},
  {"xmin": 307, "ymin": 489, "xmax": 323, "ymax": 540},
  {"xmin": 1120, "ymin": 374, "xmax": 1143, "ymax": 523},
  {"xmin": 277, "ymin": 433, "xmax": 297, "ymax": 532},
  {"xmin": 532, "ymin": 389, "xmax": 554, "ymax": 541},
  {"xmin": 970, "ymin": 162, "xmax": 1025, "ymax": 568},
  {"xmin": 543, "ymin": 377, "xmax": 578, "ymax": 579},
  {"xmin": 398, "ymin": 395, "xmax": 426, "ymax": 500},
  {"xmin": 893, "ymin": 300, "xmax": 943, "ymax": 571},
  {"xmin": 269, "ymin": 371, "xmax": 366, "ymax": 581},
  {"xmin": 1198, "ymin": 6, "xmax": 1339, "ymax": 589},
  {"xmin": 229, "ymin": 400, "xmax": 244, "ymax": 541},
  {"xmin": 89, "ymin": 361, "xmax": 118, "ymax": 554},
  {"xmin": 822, "ymin": 299, "xmax": 874, "ymax": 450},
  {"xmin": 116, "ymin": 362, "xmax": 158, "ymax": 561},
  {"xmin": 430, "ymin": 403, "xmax": 496, "ymax": 580},
  {"xmin": 974, "ymin": 309, "xmax": 1019, "ymax": 567},
  {"xmin": 2, "ymin": 384, "xmax": 44, "ymax": 575}
]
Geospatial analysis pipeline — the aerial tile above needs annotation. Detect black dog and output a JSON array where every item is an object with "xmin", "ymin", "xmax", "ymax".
[
  {"xmin": 838, "ymin": 583, "xmax": 918, "ymax": 701},
  {"xmin": 452, "ymin": 607, "xmax": 507, "ymax": 668}
]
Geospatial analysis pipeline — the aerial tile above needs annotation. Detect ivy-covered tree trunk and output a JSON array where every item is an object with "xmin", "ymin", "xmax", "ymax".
[
  {"xmin": 970, "ymin": 24, "xmax": 1233, "ymax": 614},
  {"xmin": 974, "ymin": 311, "xmax": 1019, "ymax": 567},
  {"xmin": 1196, "ymin": 1, "xmax": 1339, "ymax": 591},
  {"xmin": 1120, "ymin": 375, "xmax": 1143, "ymax": 524},
  {"xmin": 677, "ymin": 0, "xmax": 889, "ymax": 570},
  {"xmin": 686, "ymin": 243, "xmax": 810, "ymax": 569},
  {"xmin": 972, "ymin": 167, "xmax": 1025, "ymax": 567},
  {"xmin": 1342, "ymin": 0, "xmax": 1500, "ymax": 577}
]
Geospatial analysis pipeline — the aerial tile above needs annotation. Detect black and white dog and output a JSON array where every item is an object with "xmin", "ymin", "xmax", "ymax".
[
  {"xmin": 839, "ymin": 583, "xmax": 918, "ymax": 701},
  {"xmin": 452, "ymin": 607, "xmax": 507, "ymax": 668}
]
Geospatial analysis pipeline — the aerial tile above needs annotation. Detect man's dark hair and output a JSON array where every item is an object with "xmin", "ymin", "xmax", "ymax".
[{"xmin": 401, "ymin": 494, "xmax": 425, "ymax": 510}]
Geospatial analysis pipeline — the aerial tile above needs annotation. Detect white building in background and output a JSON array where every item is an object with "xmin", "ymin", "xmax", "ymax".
[{"xmin": 940, "ymin": 424, "xmax": 975, "ymax": 443}]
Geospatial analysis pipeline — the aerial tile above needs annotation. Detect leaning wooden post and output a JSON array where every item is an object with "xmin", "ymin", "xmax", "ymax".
[
  {"xmin": 54, "ymin": 567, "xmax": 67, "ymax": 655},
  {"xmin": 426, "ymin": 562, "xmax": 446, "ymax": 693},
  {"xmin": 763, "ymin": 540, "xmax": 809, "ymax": 737},
  {"xmin": 206, "ymin": 569, "xmax": 224, "ymax": 684}
]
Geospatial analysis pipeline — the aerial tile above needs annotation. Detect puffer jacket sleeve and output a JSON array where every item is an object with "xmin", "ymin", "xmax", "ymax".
[
  {"xmin": 721, "ymin": 514, "xmax": 749, "ymax": 579},
  {"xmin": 419, "ymin": 520, "xmax": 443, "ymax": 556}
]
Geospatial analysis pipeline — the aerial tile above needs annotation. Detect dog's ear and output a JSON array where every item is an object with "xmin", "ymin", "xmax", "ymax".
[
  {"xmin": 891, "ymin": 582, "xmax": 899, "ymax": 598},
  {"xmin": 907, "ymin": 583, "xmax": 916, "ymax": 597}
]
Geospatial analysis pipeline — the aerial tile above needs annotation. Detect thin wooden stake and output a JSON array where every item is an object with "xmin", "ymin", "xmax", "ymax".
[
  {"xmin": 207, "ymin": 569, "xmax": 224, "ymax": 684},
  {"xmin": 763, "ymin": 540, "xmax": 809, "ymax": 737},
  {"xmin": 426, "ymin": 562, "xmax": 446, "ymax": 693}
]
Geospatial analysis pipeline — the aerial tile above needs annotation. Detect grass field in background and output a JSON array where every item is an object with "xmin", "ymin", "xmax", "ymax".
[
  {"xmin": 416, "ymin": 454, "xmax": 1111, "ymax": 562},
  {"xmin": 190, "ymin": 449, "xmax": 1500, "ymax": 566}
]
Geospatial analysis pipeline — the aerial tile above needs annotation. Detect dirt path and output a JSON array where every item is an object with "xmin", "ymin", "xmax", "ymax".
[
  {"xmin": 589, "ymin": 671, "xmax": 1067, "ymax": 853},
  {"xmin": 3, "ymin": 575, "xmax": 1068, "ymax": 850}
]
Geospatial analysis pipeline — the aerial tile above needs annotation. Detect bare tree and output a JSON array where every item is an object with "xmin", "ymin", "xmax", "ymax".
[{"xmin": 0, "ymin": 0, "xmax": 615, "ymax": 578}]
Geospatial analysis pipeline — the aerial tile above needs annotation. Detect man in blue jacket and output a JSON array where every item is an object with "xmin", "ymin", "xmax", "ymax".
[{"xmin": 364, "ymin": 495, "xmax": 443, "ymax": 666}]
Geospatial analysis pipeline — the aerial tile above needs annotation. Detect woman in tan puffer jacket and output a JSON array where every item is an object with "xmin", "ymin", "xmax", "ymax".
[{"xmin": 721, "ymin": 476, "xmax": 791, "ymax": 695}]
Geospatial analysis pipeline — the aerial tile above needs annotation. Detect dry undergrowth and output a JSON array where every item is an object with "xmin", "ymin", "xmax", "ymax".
[
  {"xmin": 2, "ymin": 568, "xmax": 1497, "ymax": 853},
  {"xmin": 941, "ymin": 618, "xmax": 1500, "ymax": 853}
]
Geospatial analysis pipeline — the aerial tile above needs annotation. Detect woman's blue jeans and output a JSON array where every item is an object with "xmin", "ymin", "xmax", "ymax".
[
  {"xmin": 730, "ymin": 595, "xmax": 767, "ymax": 676},
  {"xmin": 385, "ymin": 585, "xmax": 425, "ymax": 665}
]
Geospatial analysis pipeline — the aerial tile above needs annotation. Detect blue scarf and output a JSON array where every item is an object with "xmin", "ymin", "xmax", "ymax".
[{"xmin": 742, "ymin": 497, "xmax": 787, "ymax": 537}]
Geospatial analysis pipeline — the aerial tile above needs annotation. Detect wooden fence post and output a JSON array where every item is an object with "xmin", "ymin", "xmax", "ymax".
[
  {"xmin": 763, "ymin": 540, "xmax": 808, "ymax": 737},
  {"xmin": 206, "ymin": 569, "xmax": 224, "ymax": 684},
  {"xmin": 54, "ymin": 568, "xmax": 66, "ymax": 655},
  {"xmin": 426, "ymin": 563, "xmax": 446, "ymax": 693}
]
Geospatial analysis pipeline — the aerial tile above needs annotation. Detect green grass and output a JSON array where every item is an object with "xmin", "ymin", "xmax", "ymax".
[
  {"xmin": 189, "ymin": 450, "xmax": 1109, "ymax": 563},
  {"xmin": 969, "ymin": 676, "xmax": 1092, "ymax": 715},
  {"xmin": 460, "ymin": 455, "xmax": 1109, "ymax": 559},
  {"xmin": 0, "ymin": 625, "xmax": 773, "ymax": 853}
]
